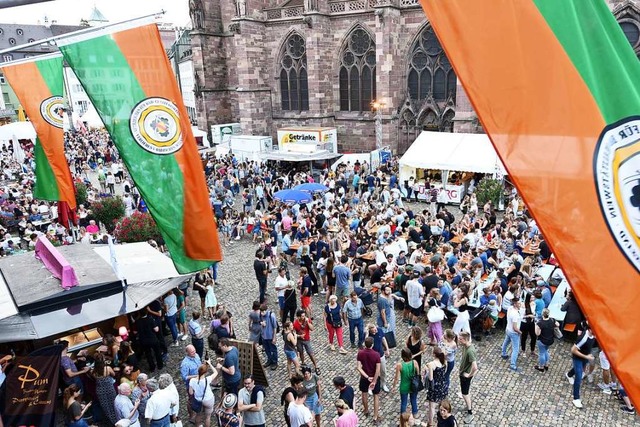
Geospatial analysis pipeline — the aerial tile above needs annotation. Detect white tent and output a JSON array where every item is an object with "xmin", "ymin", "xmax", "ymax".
[
  {"xmin": 0, "ymin": 121, "xmax": 36, "ymax": 142},
  {"xmin": 399, "ymin": 131, "xmax": 506, "ymax": 175},
  {"xmin": 80, "ymin": 105, "xmax": 104, "ymax": 128}
]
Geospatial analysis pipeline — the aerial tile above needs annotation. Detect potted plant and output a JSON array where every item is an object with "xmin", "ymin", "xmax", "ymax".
[{"xmin": 475, "ymin": 178, "xmax": 503, "ymax": 208}]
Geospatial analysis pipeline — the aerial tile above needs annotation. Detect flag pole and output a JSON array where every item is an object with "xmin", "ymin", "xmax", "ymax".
[{"xmin": 0, "ymin": 10, "xmax": 165, "ymax": 56}]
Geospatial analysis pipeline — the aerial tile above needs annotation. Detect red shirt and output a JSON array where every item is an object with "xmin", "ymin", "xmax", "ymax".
[
  {"xmin": 293, "ymin": 318, "xmax": 312, "ymax": 341},
  {"xmin": 356, "ymin": 348, "xmax": 381, "ymax": 377}
]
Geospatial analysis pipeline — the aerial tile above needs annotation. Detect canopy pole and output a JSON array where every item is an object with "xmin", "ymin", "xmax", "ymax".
[{"xmin": 0, "ymin": 10, "xmax": 165, "ymax": 56}]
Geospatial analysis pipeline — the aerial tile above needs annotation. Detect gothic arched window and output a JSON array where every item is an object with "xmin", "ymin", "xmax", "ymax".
[
  {"xmin": 279, "ymin": 33, "xmax": 309, "ymax": 111},
  {"xmin": 339, "ymin": 27, "xmax": 376, "ymax": 111},
  {"xmin": 407, "ymin": 26, "xmax": 456, "ymax": 103}
]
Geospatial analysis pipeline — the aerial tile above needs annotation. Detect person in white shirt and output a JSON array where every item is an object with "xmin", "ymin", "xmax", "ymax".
[
  {"xmin": 274, "ymin": 266, "xmax": 289, "ymax": 320},
  {"xmin": 287, "ymin": 389, "xmax": 313, "ymax": 427},
  {"xmin": 405, "ymin": 272, "xmax": 425, "ymax": 326},
  {"xmin": 144, "ymin": 377, "xmax": 177, "ymax": 427},
  {"xmin": 501, "ymin": 297, "xmax": 523, "ymax": 372}
]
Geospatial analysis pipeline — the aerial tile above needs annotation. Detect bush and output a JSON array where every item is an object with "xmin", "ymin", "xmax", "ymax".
[
  {"xmin": 91, "ymin": 196, "xmax": 125, "ymax": 232},
  {"xmin": 476, "ymin": 178, "xmax": 503, "ymax": 207},
  {"xmin": 75, "ymin": 182, "xmax": 88, "ymax": 207},
  {"xmin": 114, "ymin": 211, "xmax": 162, "ymax": 243}
]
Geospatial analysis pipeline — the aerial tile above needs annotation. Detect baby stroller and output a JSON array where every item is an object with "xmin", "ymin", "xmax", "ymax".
[
  {"xmin": 469, "ymin": 305, "xmax": 490, "ymax": 341},
  {"xmin": 355, "ymin": 286, "xmax": 375, "ymax": 317}
]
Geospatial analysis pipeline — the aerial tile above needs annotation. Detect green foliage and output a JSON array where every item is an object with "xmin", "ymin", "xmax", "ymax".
[
  {"xmin": 75, "ymin": 182, "xmax": 88, "ymax": 207},
  {"xmin": 91, "ymin": 196, "xmax": 125, "ymax": 233},
  {"xmin": 476, "ymin": 178, "xmax": 503, "ymax": 207},
  {"xmin": 114, "ymin": 211, "xmax": 162, "ymax": 243}
]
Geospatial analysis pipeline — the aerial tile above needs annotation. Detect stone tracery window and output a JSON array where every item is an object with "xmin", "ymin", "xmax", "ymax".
[
  {"xmin": 339, "ymin": 27, "xmax": 376, "ymax": 111},
  {"xmin": 279, "ymin": 33, "xmax": 309, "ymax": 111},
  {"xmin": 407, "ymin": 26, "xmax": 456, "ymax": 102}
]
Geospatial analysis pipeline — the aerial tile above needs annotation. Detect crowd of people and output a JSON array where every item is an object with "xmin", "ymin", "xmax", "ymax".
[{"xmin": 0, "ymin": 127, "xmax": 635, "ymax": 427}]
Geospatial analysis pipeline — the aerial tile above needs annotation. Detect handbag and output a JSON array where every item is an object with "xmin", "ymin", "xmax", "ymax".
[
  {"xmin": 384, "ymin": 330, "xmax": 397, "ymax": 349},
  {"xmin": 410, "ymin": 362, "xmax": 424, "ymax": 393},
  {"xmin": 427, "ymin": 306, "xmax": 445, "ymax": 323},
  {"xmin": 553, "ymin": 326, "xmax": 563, "ymax": 340},
  {"xmin": 190, "ymin": 378, "xmax": 205, "ymax": 413}
]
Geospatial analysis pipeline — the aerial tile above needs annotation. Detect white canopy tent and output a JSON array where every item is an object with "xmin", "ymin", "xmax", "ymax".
[
  {"xmin": 399, "ymin": 131, "xmax": 506, "ymax": 175},
  {"xmin": 0, "ymin": 121, "xmax": 36, "ymax": 142},
  {"xmin": 79, "ymin": 105, "xmax": 104, "ymax": 128}
]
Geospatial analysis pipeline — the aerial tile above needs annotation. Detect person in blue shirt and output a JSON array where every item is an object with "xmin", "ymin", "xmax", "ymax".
[
  {"xmin": 295, "ymin": 225, "xmax": 310, "ymax": 241},
  {"xmin": 389, "ymin": 173, "xmax": 397, "ymax": 189},
  {"xmin": 366, "ymin": 174, "xmax": 375, "ymax": 193},
  {"xmin": 447, "ymin": 250, "xmax": 459, "ymax": 269}
]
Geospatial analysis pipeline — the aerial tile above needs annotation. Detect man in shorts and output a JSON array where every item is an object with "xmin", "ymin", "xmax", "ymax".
[
  {"xmin": 405, "ymin": 271, "xmax": 424, "ymax": 327},
  {"xmin": 293, "ymin": 310, "xmax": 319, "ymax": 374},
  {"xmin": 356, "ymin": 337, "xmax": 381, "ymax": 423},
  {"xmin": 459, "ymin": 331, "xmax": 478, "ymax": 424}
]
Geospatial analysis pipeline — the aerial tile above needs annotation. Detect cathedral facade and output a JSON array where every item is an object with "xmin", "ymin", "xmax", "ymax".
[{"xmin": 191, "ymin": 0, "xmax": 640, "ymax": 154}]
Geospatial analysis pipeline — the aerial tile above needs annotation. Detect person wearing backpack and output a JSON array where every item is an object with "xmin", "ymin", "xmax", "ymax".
[{"xmin": 260, "ymin": 303, "xmax": 279, "ymax": 370}]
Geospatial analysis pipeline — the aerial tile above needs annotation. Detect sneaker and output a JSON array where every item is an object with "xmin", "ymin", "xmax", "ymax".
[
  {"xmin": 620, "ymin": 406, "xmax": 636, "ymax": 415},
  {"xmin": 565, "ymin": 372, "xmax": 575, "ymax": 385},
  {"xmin": 181, "ymin": 334, "xmax": 189, "ymax": 341},
  {"xmin": 510, "ymin": 367, "xmax": 523, "ymax": 375},
  {"xmin": 350, "ymin": 343, "xmax": 356, "ymax": 349},
  {"xmin": 270, "ymin": 364, "xmax": 278, "ymax": 371},
  {"xmin": 587, "ymin": 374, "xmax": 594, "ymax": 384},
  {"xmin": 572, "ymin": 399, "xmax": 583, "ymax": 409},
  {"xmin": 368, "ymin": 389, "xmax": 373, "ymax": 396},
  {"xmin": 501, "ymin": 355, "xmax": 509, "ymax": 360},
  {"xmin": 171, "ymin": 341, "xmax": 179, "ymax": 347},
  {"xmin": 602, "ymin": 388, "xmax": 612, "ymax": 395},
  {"xmin": 597, "ymin": 382, "xmax": 609, "ymax": 390},
  {"xmin": 330, "ymin": 344, "xmax": 336, "ymax": 351},
  {"xmin": 320, "ymin": 290, "xmax": 327, "ymax": 294},
  {"xmin": 463, "ymin": 413, "xmax": 474, "ymax": 424},
  {"xmin": 235, "ymin": 236, "xmax": 240, "ymax": 240},
  {"xmin": 382, "ymin": 385, "xmax": 390, "ymax": 393}
]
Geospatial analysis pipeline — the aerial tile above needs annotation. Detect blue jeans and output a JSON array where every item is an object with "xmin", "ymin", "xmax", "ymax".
[
  {"xmin": 537, "ymin": 341, "xmax": 550, "ymax": 367},
  {"xmin": 263, "ymin": 338, "xmax": 278, "ymax": 365},
  {"xmin": 444, "ymin": 360, "xmax": 455, "ymax": 388},
  {"xmin": 210, "ymin": 263, "xmax": 218, "ymax": 281},
  {"xmin": 400, "ymin": 392, "xmax": 418, "ymax": 416},
  {"xmin": 570, "ymin": 356, "xmax": 589, "ymax": 399},
  {"xmin": 501, "ymin": 330, "xmax": 521, "ymax": 370},
  {"xmin": 348, "ymin": 317, "xmax": 364, "ymax": 346},
  {"xmin": 149, "ymin": 414, "xmax": 170, "ymax": 427},
  {"xmin": 165, "ymin": 314, "xmax": 178, "ymax": 342}
]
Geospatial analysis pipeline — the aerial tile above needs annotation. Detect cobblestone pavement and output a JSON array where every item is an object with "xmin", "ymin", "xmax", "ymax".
[{"xmin": 152, "ymin": 237, "xmax": 638, "ymax": 427}]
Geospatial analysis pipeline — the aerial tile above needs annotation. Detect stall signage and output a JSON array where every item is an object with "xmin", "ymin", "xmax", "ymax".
[
  {"xmin": 412, "ymin": 183, "xmax": 463, "ymax": 204},
  {"xmin": 3, "ymin": 345, "xmax": 63, "ymax": 427}
]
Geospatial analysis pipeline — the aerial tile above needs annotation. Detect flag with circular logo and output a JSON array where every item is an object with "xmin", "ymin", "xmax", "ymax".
[
  {"xmin": 419, "ymin": 0, "xmax": 640, "ymax": 405},
  {"xmin": 1, "ymin": 53, "xmax": 76, "ymax": 209},
  {"xmin": 57, "ymin": 22, "xmax": 222, "ymax": 273}
]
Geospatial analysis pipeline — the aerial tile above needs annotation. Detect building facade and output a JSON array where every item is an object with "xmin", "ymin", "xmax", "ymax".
[{"xmin": 191, "ymin": 0, "xmax": 640, "ymax": 154}]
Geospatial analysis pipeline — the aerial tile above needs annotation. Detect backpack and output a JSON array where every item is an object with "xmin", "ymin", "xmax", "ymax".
[{"xmin": 268, "ymin": 311, "xmax": 281, "ymax": 334}]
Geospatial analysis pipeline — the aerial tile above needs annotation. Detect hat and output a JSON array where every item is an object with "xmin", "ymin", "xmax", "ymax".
[
  {"xmin": 412, "ymin": 271, "xmax": 420, "ymax": 278},
  {"xmin": 405, "ymin": 264, "xmax": 414, "ymax": 271},
  {"xmin": 223, "ymin": 393, "xmax": 238, "ymax": 409}
]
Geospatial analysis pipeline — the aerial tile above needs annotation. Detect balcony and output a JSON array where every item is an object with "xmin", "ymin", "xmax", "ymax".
[{"xmin": 264, "ymin": 5, "xmax": 305, "ymax": 20}]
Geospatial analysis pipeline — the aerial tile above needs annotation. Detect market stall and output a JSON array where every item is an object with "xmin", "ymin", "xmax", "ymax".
[{"xmin": 399, "ymin": 131, "xmax": 506, "ymax": 203}]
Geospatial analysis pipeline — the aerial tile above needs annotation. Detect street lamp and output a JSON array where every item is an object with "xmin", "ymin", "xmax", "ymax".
[{"xmin": 371, "ymin": 100, "xmax": 385, "ymax": 150}]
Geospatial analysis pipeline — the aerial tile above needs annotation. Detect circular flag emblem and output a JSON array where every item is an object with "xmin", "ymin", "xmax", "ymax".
[
  {"xmin": 40, "ymin": 96, "xmax": 65, "ymax": 128},
  {"xmin": 129, "ymin": 97, "xmax": 183, "ymax": 155},
  {"xmin": 594, "ymin": 117, "xmax": 640, "ymax": 273}
]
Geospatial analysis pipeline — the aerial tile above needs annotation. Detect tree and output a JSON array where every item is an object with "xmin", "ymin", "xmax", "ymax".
[
  {"xmin": 91, "ymin": 196, "xmax": 125, "ymax": 233},
  {"xmin": 75, "ymin": 182, "xmax": 88, "ymax": 207}
]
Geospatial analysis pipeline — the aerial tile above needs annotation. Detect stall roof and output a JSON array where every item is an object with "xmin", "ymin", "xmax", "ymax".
[
  {"xmin": 399, "ymin": 131, "xmax": 506, "ymax": 174},
  {"xmin": 0, "ymin": 243, "xmax": 189, "ymax": 344},
  {"xmin": 262, "ymin": 150, "xmax": 341, "ymax": 162}
]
